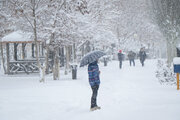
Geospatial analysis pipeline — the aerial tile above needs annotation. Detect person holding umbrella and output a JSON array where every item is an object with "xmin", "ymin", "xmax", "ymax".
[
  {"xmin": 88, "ymin": 60, "xmax": 101, "ymax": 111},
  {"xmin": 80, "ymin": 50, "xmax": 105, "ymax": 111}
]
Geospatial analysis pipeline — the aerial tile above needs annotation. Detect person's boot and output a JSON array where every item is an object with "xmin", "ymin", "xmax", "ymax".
[
  {"xmin": 90, "ymin": 107, "xmax": 97, "ymax": 111},
  {"xmin": 95, "ymin": 106, "xmax": 101, "ymax": 110},
  {"xmin": 90, "ymin": 106, "xmax": 101, "ymax": 111}
]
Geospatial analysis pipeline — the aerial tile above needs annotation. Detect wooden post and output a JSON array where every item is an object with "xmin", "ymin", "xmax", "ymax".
[
  {"xmin": 177, "ymin": 73, "xmax": 179, "ymax": 90},
  {"xmin": 6, "ymin": 43, "xmax": 10, "ymax": 74},
  {"xmin": 22, "ymin": 43, "xmax": 26, "ymax": 59},
  {"xmin": 32, "ymin": 43, "xmax": 35, "ymax": 58},
  {"xmin": 14, "ymin": 43, "xmax": 18, "ymax": 61}
]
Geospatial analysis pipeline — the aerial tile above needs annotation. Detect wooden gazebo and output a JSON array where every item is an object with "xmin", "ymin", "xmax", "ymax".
[{"xmin": 0, "ymin": 31, "xmax": 44, "ymax": 74}]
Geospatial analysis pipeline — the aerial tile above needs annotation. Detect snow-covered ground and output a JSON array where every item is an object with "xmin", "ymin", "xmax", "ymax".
[{"xmin": 0, "ymin": 59, "xmax": 180, "ymax": 120}]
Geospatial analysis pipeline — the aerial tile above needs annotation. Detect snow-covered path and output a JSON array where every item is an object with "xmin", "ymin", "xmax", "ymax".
[{"xmin": 0, "ymin": 59, "xmax": 180, "ymax": 120}]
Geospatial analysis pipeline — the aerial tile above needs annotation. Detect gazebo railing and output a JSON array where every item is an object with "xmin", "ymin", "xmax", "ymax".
[
  {"xmin": 8, "ymin": 58, "xmax": 53, "ymax": 74},
  {"xmin": 9, "ymin": 60, "xmax": 39, "ymax": 74}
]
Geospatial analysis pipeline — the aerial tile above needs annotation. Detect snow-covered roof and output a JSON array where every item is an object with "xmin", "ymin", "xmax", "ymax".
[{"xmin": 1, "ymin": 31, "xmax": 36, "ymax": 43}]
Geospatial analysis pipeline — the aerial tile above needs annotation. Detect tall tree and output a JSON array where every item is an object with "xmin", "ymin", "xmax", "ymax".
[
  {"xmin": 8, "ymin": 0, "xmax": 51, "ymax": 82},
  {"xmin": 0, "ymin": 1, "xmax": 15, "ymax": 74},
  {"xmin": 6, "ymin": 0, "xmax": 88, "ymax": 80},
  {"xmin": 148, "ymin": 0, "xmax": 180, "ymax": 65}
]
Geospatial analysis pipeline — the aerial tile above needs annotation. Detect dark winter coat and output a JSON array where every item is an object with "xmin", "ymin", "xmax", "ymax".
[
  {"xmin": 128, "ymin": 51, "xmax": 136, "ymax": 60},
  {"xmin": 139, "ymin": 51, "xmax": 146, "ymax": 62},
  {"xmin": 88, "ymin": 61, "xmax": 100, "ymax": 87},
  {"xmin": 118, "ymin": 53, "xmax": 124, "ymax": 61}
]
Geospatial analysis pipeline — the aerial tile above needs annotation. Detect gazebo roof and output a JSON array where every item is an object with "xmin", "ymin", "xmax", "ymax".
[{"xmin": 1, "ymin": 31, "xmax": 40, "ymax": 43}]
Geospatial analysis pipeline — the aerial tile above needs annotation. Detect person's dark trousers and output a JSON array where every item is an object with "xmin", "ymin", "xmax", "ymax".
[
  {"xmin": 142, "ymin": 61, "xmax": 144, "ymax": 66},
  {"xmin": 130, "ymin": 59, "xmax": 135, "ymax": 66},
  {"xmin": 140, "ymin": 59, "xmax": 144, "ymax": 66},
  {"xmin": 119, "ymin": 60, "xmax": 122, "ymax": 69},
  {"xmin": 91, "ymin": 85, "xmax": 99, "ymax": 108}
]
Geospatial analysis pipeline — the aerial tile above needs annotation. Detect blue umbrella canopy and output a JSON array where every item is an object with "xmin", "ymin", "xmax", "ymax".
[{"xmin": 80, "ymin": 50, "xmax": 106, "ymax": 67}]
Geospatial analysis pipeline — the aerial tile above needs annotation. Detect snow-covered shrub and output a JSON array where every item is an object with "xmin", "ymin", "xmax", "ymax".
[{"xmin": 156, "ymin": 59, "xmax": 176, "ymax": 85}]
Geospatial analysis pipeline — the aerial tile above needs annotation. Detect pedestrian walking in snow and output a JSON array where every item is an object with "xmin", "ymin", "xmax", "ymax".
[
  {"xmin": 128, "ymin": 51, "xmax": 136, "ymax": 66},
  {"xmin": 88, "ymin": 60, "xmax": 101, "ymax": 111},
  {"xmin": 139, "ymin": 47, "xmax": 146, "ymax": 66},
  {"xmin": 118, "ymin": 50, "xmax": 123, "ymax": 69}
]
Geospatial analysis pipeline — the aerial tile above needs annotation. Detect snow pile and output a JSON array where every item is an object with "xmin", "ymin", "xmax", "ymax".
[{"xmin": 156, "ymin": 59, "xmax": 176, "ymax": 85}]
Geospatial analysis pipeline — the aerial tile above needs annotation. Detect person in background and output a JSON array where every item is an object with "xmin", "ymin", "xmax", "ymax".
[
  {"xmin": 139, "ymin": 47, "xmax": 146, "ymax": 66},
  {"xmin": 128, "ymin": 50, "xmax": 136, "ymax": 66},
  {"xmin": 88, "ymin": 60, "xmax": 101, "ymax": 111},
  {"xmin": 118, "ymin": 50, "xmax": 124, "ymax": 69}
]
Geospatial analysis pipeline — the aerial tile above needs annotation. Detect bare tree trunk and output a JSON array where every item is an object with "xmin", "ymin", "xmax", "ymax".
[
  {"xmin": 166, "ymin": 38, "xmax": 171, "ymax": 67},
  {"xmin": 172, "ymin": 33, "xmax": 178, "ymax": 58},
  {"xmin": 53, "ymin": 48, "xmax": 60, "ymax": 80},
  {"xmin": 45, "ymin": 33, "xmax": 54, "ymax": 74},
  {"xmin": 59, "ymin": 47, "xmax": 65, "ymax": 67},
  {"xmin": 65, "ymin": 46, "xmax": 70, "ymax": 75},
  {"xmin": 45, "ymin": 44, "xmax": 50, "ymax": 74},
  {"xmin": 82, "ymin": 45, "xmax": 85, "ymax": 57},
  {"xmin": 14, "ymin": 43, "xmax": 18, "ymax": 61},
  {"xmin": 166, "ymin": 32, "xmax": 178, "ymax": 67},
  {"xmin": 32, "ymin": 5, "xmax": 45, "ymax": 82},
  {"xmin": 6, "ymin": 43, "xmax": 10, "ymax": 74},
  {"xmin": 72, "ymin": 43, "xmax": 76, "ymax": 63},
  {"xmin": 0, "ymin": 43, "xmax": 6, "ymax": 74}
]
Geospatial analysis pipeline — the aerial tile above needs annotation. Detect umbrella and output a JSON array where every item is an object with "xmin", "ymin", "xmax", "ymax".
[{"xmin": 80, "ymin": 50, "xmax": 106, "ymax": 67}]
